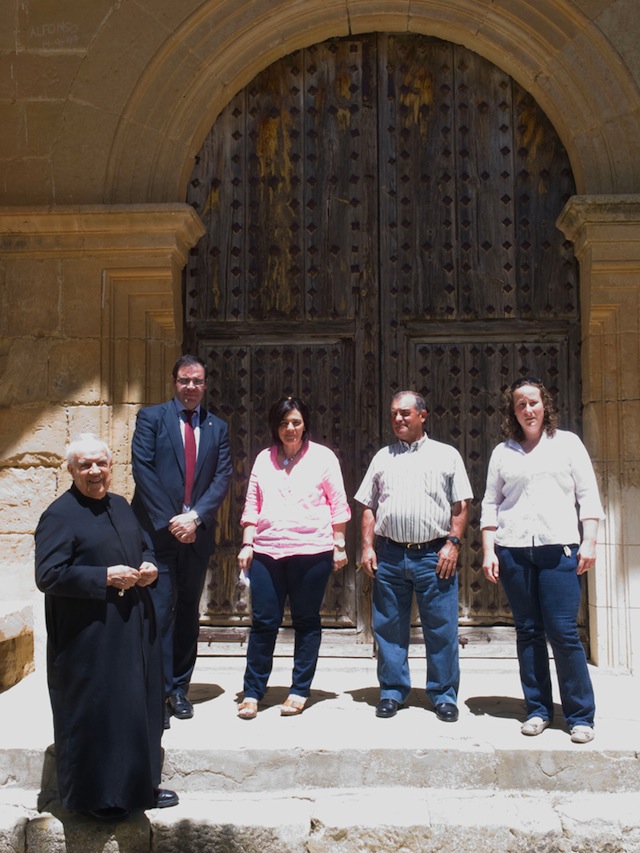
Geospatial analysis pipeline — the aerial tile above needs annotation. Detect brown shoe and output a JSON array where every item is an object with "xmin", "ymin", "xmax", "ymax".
[{"xmin": 280, "ymin": 696, "xmax": 306, "ymax": 716}]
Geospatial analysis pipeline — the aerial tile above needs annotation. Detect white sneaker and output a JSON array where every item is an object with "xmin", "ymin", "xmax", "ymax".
[
  {"xmin": 570, "ymin": 725, "xmax": 594, "ymax": 743},
  {"xmin": 521, "ymin": 716, "xmax": 549, "ymax": 736}
]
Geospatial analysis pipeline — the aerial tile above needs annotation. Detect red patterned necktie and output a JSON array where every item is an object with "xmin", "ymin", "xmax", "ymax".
[{"xmin": 183, "ymin": 410, "xmax": 196, "ymax": 509}]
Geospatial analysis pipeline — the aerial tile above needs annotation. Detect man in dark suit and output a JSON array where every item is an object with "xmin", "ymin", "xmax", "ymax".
[{"xmin": 132, "ymin": 355, "xmax": 232, "ymax": 727}]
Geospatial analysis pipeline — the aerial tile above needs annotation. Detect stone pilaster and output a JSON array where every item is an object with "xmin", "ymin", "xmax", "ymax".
[
  {"xmin": 558, "ymin": 195, "xmax": 640, "ymax": 674},
  {"xmin": 0, "ymin": 204, "xmax": 205, "ymax": 677}
]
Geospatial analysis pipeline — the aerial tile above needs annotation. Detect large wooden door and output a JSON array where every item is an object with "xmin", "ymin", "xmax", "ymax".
[{"xmin": 184, "ymin": 34, "xmax": 580, "ymax": 650}]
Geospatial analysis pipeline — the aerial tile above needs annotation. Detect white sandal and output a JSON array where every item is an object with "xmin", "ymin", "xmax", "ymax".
[
  {"xmin": 521, "ymin": 716, "xmax": 549, "ymax": 736},
  {"xmin": 570, "ymin": 725, "xmax": 594, "ymax": 743}
]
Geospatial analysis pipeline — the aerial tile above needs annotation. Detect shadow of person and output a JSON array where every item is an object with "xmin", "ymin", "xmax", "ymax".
[
  {"xmin": 38, "ymin": 793, "xmax": 152, "ymax": 853},
  {"xmin": 233, "ymin": 686, "xmax": 337, "ymax": 709},
  {"xmin": 465, "ymin": 695, "xmax": 526, "ymax": 719},
  {"xmin": 37, "ymin": 744, "xmax": 58, "ymax": 814},
  {"xmin": 38, "ymin": 743, "xmax": 157, "ymax": 852},
  {"xmin": 186, "ymin": 681, "xmax": 224, "ymax": 705},
  {"xmin": 466, "ymin": 695, "xmax": 564, "ymax": 726},
  {"xmin": 345, "ymin": 686, "xmax": 381, "ymax": 708},
  {"xmin": 346, "ymin": 685, "xmax": 439, "ymax": 711}
]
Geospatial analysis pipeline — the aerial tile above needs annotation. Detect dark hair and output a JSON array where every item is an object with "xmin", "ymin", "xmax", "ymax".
[
  {"xmin": 268, "ymin": 396, "xmax": 310, "ymax": 446},
  {"xmin": 172, "ymin": 354, "xmax": 207, "ymax": 379},
  {"xmin": 391, "ymin": 390, "xmax": 428, "ymax": 414},
  {"xmin": 501, "ymin": 377, "xmax": 558, "ymax": 440}
]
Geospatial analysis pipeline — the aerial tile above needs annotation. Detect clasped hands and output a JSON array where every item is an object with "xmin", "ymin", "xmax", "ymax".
[
  {"xmin": 107, "ymin": 561, "xmax": 157, "ymax": 591},
  {"xmin": 168, "ymin": 513, "xmax": 198, "ymax": 544}
]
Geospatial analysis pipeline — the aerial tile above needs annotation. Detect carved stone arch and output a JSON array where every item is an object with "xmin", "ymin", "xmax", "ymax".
[{"xmin": 104, "ymin": 0, "xmax": 640, "ymax": 203}]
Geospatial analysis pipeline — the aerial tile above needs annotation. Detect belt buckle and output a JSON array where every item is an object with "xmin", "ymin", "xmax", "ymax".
[{"xmin": 406, "ymin": 541, "xmax": 424, "ymax": 550}]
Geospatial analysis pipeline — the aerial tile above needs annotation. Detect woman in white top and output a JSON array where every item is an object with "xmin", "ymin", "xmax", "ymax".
[{"xmin": 481, "ymin": 377, "xmax": 604, "ymax": 744}]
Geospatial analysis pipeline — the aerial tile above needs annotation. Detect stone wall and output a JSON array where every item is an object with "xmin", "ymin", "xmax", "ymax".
[{"xmin": 0, "ymin": 205, "xmax": 204, "ymax": 684}]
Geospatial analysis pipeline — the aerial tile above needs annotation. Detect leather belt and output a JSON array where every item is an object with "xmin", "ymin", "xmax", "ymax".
[{"xmin": 378, "ymin": 536, "xmax": 446, "ymax": 551}]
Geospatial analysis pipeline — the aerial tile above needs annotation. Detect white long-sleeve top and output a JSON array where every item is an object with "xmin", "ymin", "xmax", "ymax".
[{"xmin": 480, "ymin": 430, "xmax": 604, "ymax": 547}]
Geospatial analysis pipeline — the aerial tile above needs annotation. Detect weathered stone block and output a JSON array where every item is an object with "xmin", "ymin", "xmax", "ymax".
[
  {"xmin": 0, "ymin": 603, "xmax": 34, "ymax": 690},
  {"xmin": 59, "ymin": 258, "xmax": 104, "ymax": 339},
  {"xmin": 0, "ymin": 468, "xmax": 57, "ymax": 532},
  {"xmin": 151, "ymin": 795, "xmax": 311, "ymax": 853},
  {"xmin": 0, "ymin": 813, "xmax": 26, "ymax": 853},
  {"xmin": 3, "ymin": 259, "xmax": 61, "ymax": 337},
  {"xmin": 47, "ymin": 342, "xmax": 102, "ymax": 403},
  {"xmin": 0, "ymin": 411, "xmax": 61, "ymax": 466},
  {"xmin": 0, "ymin": 340, "xmax": 50, "ymax": 405},
  {"xmin": 17, "ymin": 4, "xmax": 113, "ymax": 53},
  {"xmin": 0, "ymin": 538, "xmax": 36, "ymax": 601},
  {"xmin": 67, "ymin": 406, "xmax": 108, "ymax": 443}
]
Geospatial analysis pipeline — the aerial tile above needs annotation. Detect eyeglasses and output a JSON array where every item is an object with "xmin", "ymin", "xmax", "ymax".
[
  {"xmin": 510, "ymin": 376, "xmax": 542, "ymax": 390},
  {"xmin": 176, "ymin": 378, "xmax": 205, "ymax": 387}
]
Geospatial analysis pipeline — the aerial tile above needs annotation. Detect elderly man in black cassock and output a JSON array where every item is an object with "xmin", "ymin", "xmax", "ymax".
[{"xmin": 35, "ymin": 433, "xmax": 178, "ymax": 821}]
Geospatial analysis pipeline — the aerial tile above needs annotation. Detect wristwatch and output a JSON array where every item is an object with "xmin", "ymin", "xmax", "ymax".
[{"xmin": 446, "ymin": 535, "xmax": 462, "ymax": 547}]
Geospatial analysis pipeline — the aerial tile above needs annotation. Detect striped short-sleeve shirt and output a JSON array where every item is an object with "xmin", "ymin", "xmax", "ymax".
[{"xmin": 354, "ymin": 434, "xmax": 473, "ymax": 543}]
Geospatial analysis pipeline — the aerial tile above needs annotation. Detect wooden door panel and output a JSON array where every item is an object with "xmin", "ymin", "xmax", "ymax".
[
  {"xmin": 185, "ymin": 32, "xmax": 581, "ymax": 647},
  {"xmin": 199, "ymin": 338, "xmax": 358, "ymax": 628},
  {"xmin": 405, "ymin": 329, "xmax": 582, "ymax": 625},
  {"xmin": 513, "ymin": 86, "xmax": 579, "ymax": 318},
  {"xmin": 377, "ymin": 35, "xmax": 459, "ymax": 322},
  {"xmin": 186, "ymin": 36, "xmax": 380, "ymax": 639},
  {"xmin": 375, "ymin": 34, "xmax": 579, "ymax": 633}
]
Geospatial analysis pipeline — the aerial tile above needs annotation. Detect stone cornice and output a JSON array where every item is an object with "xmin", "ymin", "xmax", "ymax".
[
  {"xmin": 557, "ymin": 194, "xmax": 640, "ymax": 262},
  {"xmin": 0, "ymin": 204, "xmax": 205, "ymax": 261}
]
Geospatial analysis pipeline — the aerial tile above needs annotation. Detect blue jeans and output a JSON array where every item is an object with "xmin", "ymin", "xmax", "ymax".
[
  {"xmin": 373, "ymin": 538, "xmax": 460, "ymax": 706},
  {"xmin": 497, "ymin": 544, "xmax": 595, "ymax": 729},
  {"xmin": 243, "ymin": 551, "xmax": 333, "ymax": 701}
]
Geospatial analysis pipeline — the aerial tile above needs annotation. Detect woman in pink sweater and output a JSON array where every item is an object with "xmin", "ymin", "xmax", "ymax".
[{"xmin": 236, "ymin": 396, "xmax": 351, "ymax": 718}]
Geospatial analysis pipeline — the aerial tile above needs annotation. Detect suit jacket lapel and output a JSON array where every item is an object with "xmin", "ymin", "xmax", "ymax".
[
  {"xmin": 195, "ymin": 410, "xmax": 213, "ymax": 481},
  {"xmin": 163, "ymin": 403, "xmax": 186, "ymax": 476}
]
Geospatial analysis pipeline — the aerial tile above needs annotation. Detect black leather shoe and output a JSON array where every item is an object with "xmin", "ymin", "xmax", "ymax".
[
  {"xmin": 154, "ymin": 788, "xmax": 179, "ymax": 809},
  {"xmin": 168, "ymin": 691, "xmax": 194, "ymax": 719},
  {"xmin": 376, "ymin": 698, "xmax": 401, "ymax": 718},
  {"xmin": 435, "ymin": 702, "xmax": 459, "ymax": 722},
  {"xmin": 164, "ymin": 704, "xmax": 171, "ymax": 730}
]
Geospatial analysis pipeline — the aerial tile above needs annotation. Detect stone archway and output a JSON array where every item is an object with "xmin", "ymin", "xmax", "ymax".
[
  {"xmin": 103, "ymin": 1, "xmax": 640, "ymax": 203},
  {"xmin": 99, "ymin": 1, "xmax": 640, "ymax": 672}
]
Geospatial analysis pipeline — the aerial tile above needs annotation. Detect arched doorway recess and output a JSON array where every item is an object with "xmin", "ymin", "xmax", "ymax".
[{"xmin": 185, "ymin": 33, "xmax": 581, "ymax": 652}]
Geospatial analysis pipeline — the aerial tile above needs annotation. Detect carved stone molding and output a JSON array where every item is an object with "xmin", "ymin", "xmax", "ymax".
[{"xmin": 558, "ymin": 195, "xmax": 640, "ymax": 672}]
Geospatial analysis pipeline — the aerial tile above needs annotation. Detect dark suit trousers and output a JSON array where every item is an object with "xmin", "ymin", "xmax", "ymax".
[{"xmin": 151, "ymin": 529, "xmax": 210, "ymax": 697}]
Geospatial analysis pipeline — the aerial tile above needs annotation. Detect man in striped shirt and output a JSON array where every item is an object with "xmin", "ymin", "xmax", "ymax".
[{"xmin": 355, "ymin": 391, "xmax": 472, "ymax": 721}]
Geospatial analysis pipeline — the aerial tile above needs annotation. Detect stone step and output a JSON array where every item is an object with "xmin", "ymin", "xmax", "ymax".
[
  {"xmin": 2, "ymin": 786, "xmax": 639, "ymax": 852},
  {"xmin": 25, "ymin": 732, "xmax": 640, "ymax": 805},
  {"xmin": 1, "ymin": 657, "xmax": 638, "ymax": 850}
]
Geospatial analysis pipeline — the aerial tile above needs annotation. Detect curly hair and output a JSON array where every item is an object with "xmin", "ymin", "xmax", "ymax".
[{"xmin": 501, "ymin": 377, "xmax": 558, "ymax": 441}]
